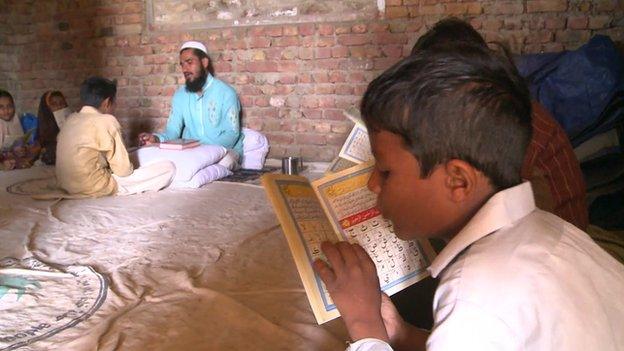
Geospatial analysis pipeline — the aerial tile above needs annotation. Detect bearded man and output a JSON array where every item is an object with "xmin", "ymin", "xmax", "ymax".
[{"xmin": 138, "ymin": 41, "xmax": 244, "ymax": 170}]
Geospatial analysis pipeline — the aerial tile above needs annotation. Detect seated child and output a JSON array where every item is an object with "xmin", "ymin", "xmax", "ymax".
[
  {"xmin": 411, "ymin": 17, "xmax": 588, "ymax": 230},
  {"xmin": 0, "ymin": 89, "xmax": 40, "ymax": 170},
  {"xmin": 314, "ymin": 45, "xmax": 624, "ymax": 350},
  {"xmin": 56, "ymin": 77, "xmax": 175, "ymax": 197},
  {"xmin": 37, "ymin": 90, "xmax": 70, "ymax": 165}
]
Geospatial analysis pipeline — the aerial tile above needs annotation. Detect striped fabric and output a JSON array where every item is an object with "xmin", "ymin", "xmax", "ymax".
[{"xmin": 522, "ymin": 102, "xmax": 589, "ymax": 230}]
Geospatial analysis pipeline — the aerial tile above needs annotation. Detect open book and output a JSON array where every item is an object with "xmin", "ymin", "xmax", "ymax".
[
  {"xmin": 326, "ymin": 111, "xmax": 373, "ymax": 175},
  {"xmin": 159, "ymin": 138, "xmax": 200, "ymax": 150},
  {"xmin": 262, "ymin": 162, "xmax": 435, "ymax": 324}
]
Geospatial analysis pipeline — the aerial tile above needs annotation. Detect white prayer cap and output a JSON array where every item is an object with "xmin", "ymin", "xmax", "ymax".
[{"xmin": 180, "ymin": 41, "xmax": 207, "ymax": 55}]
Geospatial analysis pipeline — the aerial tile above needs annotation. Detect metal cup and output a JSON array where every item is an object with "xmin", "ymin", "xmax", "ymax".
[{"xmin": 282, "ymin": 156, "xmax": 302, "ymax": 175}]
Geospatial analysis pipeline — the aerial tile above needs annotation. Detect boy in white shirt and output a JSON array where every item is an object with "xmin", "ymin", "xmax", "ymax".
[{"xmin": 313, "ymin": 45, "xmax": 624, "ymax": 350}]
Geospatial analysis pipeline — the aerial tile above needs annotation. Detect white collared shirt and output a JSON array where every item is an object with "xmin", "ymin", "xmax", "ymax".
[{"xmin": 349, "ymin": 182, "xmax": 624, "ymax": 351}]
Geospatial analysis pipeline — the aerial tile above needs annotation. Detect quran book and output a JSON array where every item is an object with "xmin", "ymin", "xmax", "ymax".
[
  {"xmin": 158, "ymin": 138, "xmax": 200, "ymax": 150},
  {"xmin": 261, "ymin": 162, "xmax": 435, "ymax": 324}
]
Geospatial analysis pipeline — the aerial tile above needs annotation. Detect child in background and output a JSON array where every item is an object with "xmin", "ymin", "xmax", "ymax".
[
  {"xmin": 410, "ymin": 17, "xmax": 588, "ymax": 230},
  {"xmin": 0, "ymin": 89, "xmax": 40, "ymax": 170},
  {"xmin": 37, "ymin": 90, "xmax": 70, "ymax": 165},
  {"xmin": 56, "ymin": 76, "xmax": 175, "ymax": 197},
  {"xmin": 314, "ymin": 45, "xmax": 624, "ymax": 351}
]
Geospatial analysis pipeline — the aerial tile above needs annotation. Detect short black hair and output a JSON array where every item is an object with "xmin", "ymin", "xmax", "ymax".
[
  {"xmin": 411, "ymin": 17, "xmax": 487, "ymax": 54},
  {"xmin": 361, "ymin": 44, "xmax": 532, "ymax": 190},
  {"xmin": 80, "ymin": 76, "xmax": 117, "ymax": 108},
  {"xmin": 0, "ymin": 89, "xmax": 14, "ymax": 105}
]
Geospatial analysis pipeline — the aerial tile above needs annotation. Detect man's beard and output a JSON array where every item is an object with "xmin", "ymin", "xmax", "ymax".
[{"xmin": 185, "ymin": 66, "xmax": 208, "ymax": 93}]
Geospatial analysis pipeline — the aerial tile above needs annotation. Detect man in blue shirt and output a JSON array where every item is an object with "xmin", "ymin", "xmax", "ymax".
[{"xmin": 138, "ymin": 41, "xmax": 244, "ymax": 170}]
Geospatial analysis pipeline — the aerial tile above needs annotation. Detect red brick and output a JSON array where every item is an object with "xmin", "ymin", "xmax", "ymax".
[
  {"xmin": 283, "ymin": 25, "xmax": 298, "ymax": 36},
  {"xmin": 485, "ymin": 2, "xmax": 524, "ymax": 14},
  {"xmin": 527, "ymin": 0, "xmax": 568, "ymax": 13},
  {"xmin": 245, "ymin": 61, "xmax": 278, "ymax": 72},
  {"xmin": 302, "ymin": 109, "xmax": 323, "ymax": 119},
  {"xmin": 277, "ymin": 61, "xmax": 298, "ymax": 72},
  {"xmin": 318, "ymin": 96, "xmax": 336, "ymax": 108},
  {"xmin": 315, "ymin": 47, "xmax": 332, "ymax": 59},
  {"xmin": 545, "ymin": 17, "xmax": 567, "ymax": 29},
  {"xmin": 595, "ymin": 0, "xmax": 618, "ymax": 12},
  {"xmin": 329, "ymin": 71, "xmax": 347, "ymax": 83},
  {"xmin": 324, "ymin": 109, "xmax": 346, "ymax": 120},
  {"xmin": 265, "ymin": 26, "xmax": 283, "ymax": 37},
  {"xmin": 273, "ymin": 36, "xmax": 301, "ymax": 47},
  {"xmin": 589, "ymin": 15, "xmax": 612, "ymax": 29},
  {"xmin": 319, "ymin": 24, "xmax": 335, "ymax": 36},
  {"xmin": 297, "ymin": 134, "xmax": 326, "ymax": 145},
  {"xmin": 567, "ymin": 17, "xmax": 589, "ymax": 29},
  {"xmin": 482, "ymin": 19, "xmax": 504, "ymax": 31},
  {"xmin": 372, "ymin": 32, "xmax": 408, "ymax": 45},
  {"xmin": 385, "ymin": 6, "xmax": 409, "ymax": 19},
  {"xmin": 337, "ymin": 34, "xmax": 371, "ymax": 46},
  {"xmin": 419, "ymin": 4, "xmax": 445, "ymax": 15},
  {"xmin": 298, "ymin": 47, "xmax": 314, "ymax": 60},
  {"xmin": 316, "ymin": 37, "xmax": 336, "ymax": 47},
  {"xmin": 352, "ymin": 23, "xmax": 367, "ymax": 34},
  {"xmin": 335, "ymin": 25, "xmax": 351, "ymax": 35},
  {"xmin": 248, "ymin": 27, "xmax": 265, "ymax": 37},
  {"xmin": 386, "ymin": 0, "xmax": 403, "ymax": 5},
  {"xmin": 555, "ymin": 29, "xmax": 591, "ymax": 43},
  {"xmin": 526, "ymin": 30, "xmax": 554, "ymax": 43},
  {"xmin": 266, "ymin": 133, "xmax": 294, "ymax": 145},
  {"xmin": 347, "ymin": 72, "xmax": 366, "ymax": 83},
  {"xmin": 382, "ymin": 45, "xmax": 403, "ymax": 58},
  {"xmin": 313, "ymin": 72, "xmax": 329, "ymax": 83},
  {"xmin": 445, "ymin": 3, "xmax": 471, "ymax": 15},
  {"xmin": 298, "ymin": 23, "xmax": 316, "ymax": 36},
  {"xmin": 316, "ymin": 59, "xmax": 342, "ymax": 70},
  {"xmin": 335, "ymin": 85, "xmax": 354, "ymax": 95},
  {"xmin": 370, "ymin": 23, "xmax": 390, "ymax": 33},
  {"xmin": 301, "ymin": 96, "xmax": 319, "ymax": 108},
  {"xmin": 249, "ymin": 37, "xmax": 271, "ymax": 48},
  {"xmin": 315, "ymin": 84, "xmax": 335, "ymax": 94},
  {"xmin": 331, "ymin": 46, "xmax": 349, "ymax": 58}
]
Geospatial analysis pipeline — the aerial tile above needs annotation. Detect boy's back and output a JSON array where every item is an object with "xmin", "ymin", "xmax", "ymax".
[
  {"xmin": 56, "ymin": 106, "xmax": 132, "ymax": 197},
  {"xmin": 428, "ymin": 182, "xmax": 624, "ymax": 350}
]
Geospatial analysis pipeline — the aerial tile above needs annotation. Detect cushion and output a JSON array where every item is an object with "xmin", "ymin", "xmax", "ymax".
[
  {"xmin": 171, "ymin": 164, "xmax": 232, "ymax": 189},
  {"xmin": 241, "ymin": 128, "xmax": 269, "ymax": 170},
  {"xmin": 135, "ymin": 144, "xmax": 227, "ymax": 182}
]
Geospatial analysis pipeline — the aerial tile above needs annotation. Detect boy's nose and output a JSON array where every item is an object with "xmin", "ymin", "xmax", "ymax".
[{"xmin": 367, "ymin": 169, "xmax": 381, "ymax": 194}]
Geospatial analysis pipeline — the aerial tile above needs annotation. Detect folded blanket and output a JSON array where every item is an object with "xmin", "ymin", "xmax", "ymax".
[{"xmin": 171, "ymin": 164, "xmax": 232, "ymax": 189}]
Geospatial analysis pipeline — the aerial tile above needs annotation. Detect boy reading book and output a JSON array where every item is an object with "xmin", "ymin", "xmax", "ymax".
[
  {"xmin": 56, "ymin": 77, "xmax": 175, "ymax": 197},
  {"xmin": 313, "ymin": 45, "xmax": 624, "ymax": 350}
]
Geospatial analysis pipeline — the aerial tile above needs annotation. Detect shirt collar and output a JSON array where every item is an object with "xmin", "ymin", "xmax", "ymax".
[
  {"xmin": 79, "ymin": 106, "xmax": 101, "ymax": 114},
  {"xmin": 428, "ymin": 182, "xmax": 536, "ymax": 278}
]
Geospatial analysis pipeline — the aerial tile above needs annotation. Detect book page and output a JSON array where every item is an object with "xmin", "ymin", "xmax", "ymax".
[
  {"xmin": 338, "ymin": 123, "xmax": 373, "ymax": 164},
  {"xmin": 325, "ymin": 156, "xmax": 358, "ymax": 175},
  {"xmin": 261, "ymin": 174, "xmax": 341, "ymax": 323},
  {"xmin": 312, "ymin": 162, "xmax": 434, "ymax": 296}
]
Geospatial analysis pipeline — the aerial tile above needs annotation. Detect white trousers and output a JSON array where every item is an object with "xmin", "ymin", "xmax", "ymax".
[
  {"xmin": 217, "ymin": 149, "xmax": 240, "ymax": 171},
  {"xmin": 113, "ymin": 160, "xmax": 175, "ymax": 196}
]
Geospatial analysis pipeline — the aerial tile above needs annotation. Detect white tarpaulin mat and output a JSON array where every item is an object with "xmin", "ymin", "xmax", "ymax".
[{"xmin": 0, "ymin": 167, "xmax": 347, "ymax": 350}]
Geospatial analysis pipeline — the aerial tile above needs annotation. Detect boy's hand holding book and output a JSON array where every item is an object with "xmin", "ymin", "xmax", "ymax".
[{"xmin": 313, "ymin": 241, "xmax": 390, "ymax": 343}]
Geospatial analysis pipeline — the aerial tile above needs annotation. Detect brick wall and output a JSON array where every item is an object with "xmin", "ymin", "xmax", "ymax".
[{"xmin": 1, "ymin": 0, "xmax": 623, "ymax": 161}]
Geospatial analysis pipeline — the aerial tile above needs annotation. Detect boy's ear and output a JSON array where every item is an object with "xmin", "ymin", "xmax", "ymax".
[
  {"xmin": 201, "ymin": 57, "xmax": 209, "ymax": 69},
  {"xmin": 444, "ymin": 159, "xmax": 478, "ymax": 202}
]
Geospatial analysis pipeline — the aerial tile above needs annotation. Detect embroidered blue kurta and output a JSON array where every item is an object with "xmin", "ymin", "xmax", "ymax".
[{"xmin": 156, "ymin": 74, "xmax": 244, "ymax": 157}]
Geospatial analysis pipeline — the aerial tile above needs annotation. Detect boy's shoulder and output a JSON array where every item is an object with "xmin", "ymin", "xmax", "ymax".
[{"xmin": 441, "ymin": 208, "xmax": 621, "ymax": 306}]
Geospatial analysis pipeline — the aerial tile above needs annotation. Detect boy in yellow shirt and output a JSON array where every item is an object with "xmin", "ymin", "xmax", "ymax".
[{"xmin": 56, "ymin": 77, "xmax": 174, "ymax": 197}]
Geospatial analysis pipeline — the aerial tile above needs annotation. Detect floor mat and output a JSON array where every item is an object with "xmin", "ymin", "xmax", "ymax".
[{"xmin": 217, "ymin": 167, "xmax": 280, "ymax": 185}]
